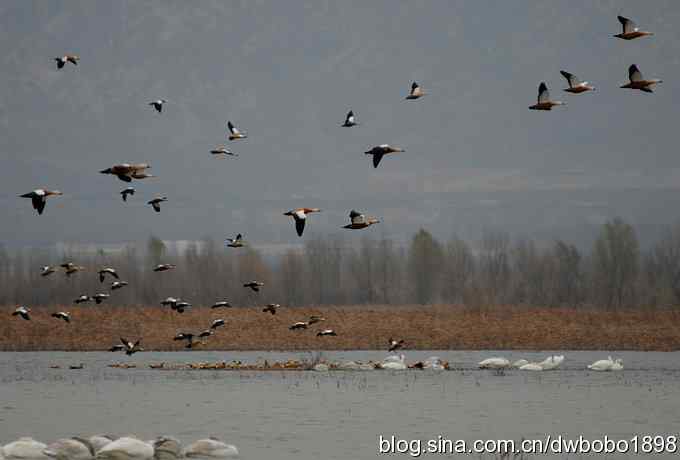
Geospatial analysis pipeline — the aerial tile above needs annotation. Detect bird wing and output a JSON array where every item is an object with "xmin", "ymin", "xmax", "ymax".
[
  {"xmin": 151, "ymin": 201, "xmax": 161, "ymax": 212},
  {"xmin": 559, "ymin": 70, "xmax": 580, "ymax": 88},
  {"xmin": 537, "ymin": 82, "xmax": 550, "ymax": 104},
  {"xmin": 618, "ymin": 15, "xmax": 636, "ymax": 34},
  {"xmin": 32, "ymin": 196, "xmax": 46, "ymax": 215},
  {"xmin": 227, "ymin": 121, "xmax": 239, "ymax": 135},
  {"xmin": 629, "ymin": 64, "xmax": 643, "ymax": 82},
  {"xmin": 349, "ymin": 210, "xmax": 365, "ymax": 224},
  {"xmin": 345, "ymin": 111, "xmax": 354, "ymax": 124},
  {"xmin": 372, "ymin": 153, "xmax": 384, "ymax": 168},
  {"xmin": 411, "ymin": 81, "xmax": 418, "ymax": 92},
  {"xmin": 99, "ymin": 272, "xmax": 105, "ymax": 283}
]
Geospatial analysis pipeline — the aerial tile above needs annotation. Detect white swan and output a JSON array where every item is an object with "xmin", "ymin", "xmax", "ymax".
[
  {"xmin": 519, "ymin": 362, "xmax": 544, "ymax": 371},
  {"xmin": 88, "ymin": 437, "xmax": 114, "ymax": 454},
  {"xmin": 512, "ymin": 359, "xmax": 529, "ymax": 368},
  {"xmin": 3, "ymin": 438, "xmax": 49, "ymax": 460},
  {"xmin": 381, "ymin": 354, "xmax": 407, "ymax": 370},
  {"xmin": 95, "ymin": 437, "xmax": 153, "ymax": 460},
  {"xmin": 44, "ymin": 438, "xmax": 94, "ymax": 460},
  {"xmin": 588, "ymin": 356, "xmax": 623, "ymax": 371},
  {"xmin": 478, "ymin": 357, "xmax": 510, "ymax": 369},
  {"xmin": 151, "ymin": 437, "xmax": 181, "ymax": 460},
  {"xmin": 182, "ymin": 438, "xmax": 239, "ymax": 459},
  {"xmin": 538, "ymin": 355, "xmax": 564, "ymax": 370}
]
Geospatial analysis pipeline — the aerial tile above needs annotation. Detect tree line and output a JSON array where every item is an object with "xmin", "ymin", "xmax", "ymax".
[{"xmin": 2, "ymin": 217, "xmax": 680, "ymax": 310}]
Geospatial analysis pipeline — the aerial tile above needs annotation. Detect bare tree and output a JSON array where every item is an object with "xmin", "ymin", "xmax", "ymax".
[
  {"xmin": 442, "ymin": 234, "xmax": 475, "ymax": 304},
  {"xmin": 407, "ymin": 229, "xmax": 444, "ymax": 304},
  {"xmin": 478, "ymin": 229, "xmax": 511, "ymax": 305}
]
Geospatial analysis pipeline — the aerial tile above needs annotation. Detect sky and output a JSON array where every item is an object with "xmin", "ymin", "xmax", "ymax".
[{"xmin": 1, "ymin": 1, "xmax": 679, "ymax": 250}]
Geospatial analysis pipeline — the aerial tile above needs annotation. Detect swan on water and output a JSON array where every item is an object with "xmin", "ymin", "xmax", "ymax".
[
  {"xmin": 182, "ymin": 438, "xmax": 239, "ymax": 459},
  {"xmin": 538, "ymin": 355, "xmax": 564, "ymax": 370},
  {"xmin": 3, "ymin": 438, "xmax": 49, "ymax": 460},
  {"xmin": 380, "ymin": 354, "xmax": 407, "ymax": 370},
  {"xmin": 519, "ymin": 362, "xmax": 544, "ymax": 371},
  {"xmin": 478, "ymin": 357, "xmax": 510, "ymax": 369},
  {"xmin": 423, "ymin": 356, "xmax": 445, "ymax": 371},
  {"xmin": 87, "ymin": 437, "xmax": 114, "ymax": 454},
  {"xmin": 95, "ymin": 437, "xmax": 153, "ymax": 460},
  {"xmin": 512, "ymin": 359, "xmax": 529, "ymax": 368},
  {"xmin": 44, "ymin": 437, "xmax": 95, "ymax": 460},
  {"xmin": 588, "ymin": 356, "xmax": 624, "ymax": 371}
]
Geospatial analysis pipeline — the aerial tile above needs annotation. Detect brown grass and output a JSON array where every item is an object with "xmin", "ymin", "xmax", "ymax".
[{"xmin": 1, "ymin": 304, "xmax": 679, "ymax": 351}]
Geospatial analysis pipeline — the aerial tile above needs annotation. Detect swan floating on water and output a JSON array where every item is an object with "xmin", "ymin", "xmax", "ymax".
[
  {"xmin": 87, "ymin": 437, "xmax": 114, "ymax": 454},
  {"xmin": 512, "ymin": 359, "xmax": 529, "ymax": 368},
  {"xmin": 519, "ymin": 362, "xmax": 544, "ymax": 371},
  {"xmin": 44, "ymin": 437, "xmax": 95, "ymax": 460},
  {"xmin": 3, "ymin": 437, "xmax": 48, "ymax": 460},
  {"xmin": 380, "ymin": 354, "xmax": 407, "ymax": 370},
  {"xmin": 95, "ymin": 437, "xmax": 153, "ymax": 460},
  {"xmin": 588, "ymin": 356, "xmax": 624, "ymax": 371},
  {"xmin": 538, "ymin": 355, "xmax": 564, "ymax": 370},
  {"xmin": 182, "ymin": 438, "xmax": 238, "ymax": 459},
  {"xmin": 478, "ymin": 357, "xmax": 510, "ymax": 369}
]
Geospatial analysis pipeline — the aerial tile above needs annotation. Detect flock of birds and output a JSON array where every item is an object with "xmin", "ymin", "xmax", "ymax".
[
  {"xmin": 0, "ymin": 435, "xmax": 238, "ymax": 460},
  {"xmin": 478, "ymin": 355, "xmax": 625, "ymax": 372},
  {"xmin": 10, "ymin": 14, "xmax": 660, "ymax": 358}
]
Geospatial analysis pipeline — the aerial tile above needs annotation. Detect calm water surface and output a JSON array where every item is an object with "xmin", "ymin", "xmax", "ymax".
[{"xmin": 1, "ymin": 350, "xmax": 678, "ymax": 459}]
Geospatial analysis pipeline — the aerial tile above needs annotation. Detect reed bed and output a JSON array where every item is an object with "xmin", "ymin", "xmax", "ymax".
[{"xmin": 1, "ymin": 304, "xmax": 679, "ymax": 351}]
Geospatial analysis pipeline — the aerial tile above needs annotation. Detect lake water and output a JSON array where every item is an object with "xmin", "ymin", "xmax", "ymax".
[{"xmin": 1, "ymin": 350, "xmax": 679, "ymax": 459}]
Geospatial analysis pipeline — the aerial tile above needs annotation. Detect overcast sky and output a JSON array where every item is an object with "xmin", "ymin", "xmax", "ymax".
[{"xmin": 1, "ymin": 1, "xmax": 679, "ymax": 249}]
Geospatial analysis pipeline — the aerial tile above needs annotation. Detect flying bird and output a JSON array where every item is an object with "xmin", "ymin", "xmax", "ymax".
[
  {"xmin": 64, "ymin": 264, "xmax": 85, "ymax": 277},
  {"xmin": 173, "ymin": 332, "xmax": 194, "ymax": 342},
  {"xmin": 100, "ymin": 163, "xmax": 152, "ymax": 183},
  {"xmin": 19, "ymin": 189, "xmax": 63, "ymax": 215},
  {"xmin": 342, "ymin": 110, "xmax": 358, "ymax": 127},
  {"xmin": 211, "ymin": 301, "xmax": 232, "ymax": 309},
  {"xmin": 620, "ymin": 64, "xmax": 662, "ymax": 93},
  {"xmin": 289, "ymin": 322, "xmax": 308, "ymax": 330},
  {"xmin": 161, "ymin": 297, "xmax": 178, "ymax": 307},
  {"xmin": 405, "ymin": 81, "xmax": 424, "ymax": 100},
  {"xmin": 111, "ymin": 281, "xmax": 128, "ymax": 290},
  {"xmin": 364, "ymin": 145, "xmax": 404, "ymax": 168},
  {"xmin": 528, "ymin": 82, "xmax": 564, "ymax": 110},
  {"xmin": 41, "ymin": 266, "xmax": 56, "ymax": 277},
  {"xmin": 560, "ymin": 71, "xmax": 595, "ymax": 94},
  {"xmin": 173, "ymin": 301, "xmax": 192, "ymax": 313},
  {"xmin": 92, "ymin": 293, "xmax": 110, "ymax": 304},
  {"xmin": 55, "ymin": 54, "xmax": 79, "ymax": 69},
  {"xmin": 120, "ymin": 187, "xmax": 135, "ymax": 202},
  {"xmin": 227, "ymin": 121, "xmax": 247, "ymax": 140},
  {"xmin": 120, "ymin": 337, "xmax": 143, "ymax": 355},
  {"xmin": 98, "ymin": 267, "xmax": 119, "ymax": 283},
  {"xmin": 343, "ymin": 210, "xmax": 380, "ymax": 229},
  {"xmin": 210, "ymin": 146, "xmax": 238, "ymax": 157},
  {"xmin": 225, "ymin": 234, "xmax": 245, "ymax": 248},
  {"xmin": 614, "ymin": 15, "xmax": 653, "ymax": 40},
  {"xmin": 317, "ymin": 329, "xmax": 337, "ymax": 336},
  {"xmin": 12, "ymin": 306, "xmax": 31, "ymax": 320},
  {"xmin": 154, "ymin": 263, "xmax": 176, "ymax": 272},
  {"xmin": 51, "ymin": 312, "xmax": 70, "ymax": 323},
  {"xmin": 149, "ymin": 99, "xmax": 167, "ymax": 113},
  {"xmin": 262, "ymin": 303, "xmax": 280, "ymax": 315},
  {"xmin": 243, "ymin": 281, "xmax": 264, "ymax": 292},
  {"xmin": 284, "ymin": 208, "xmax": 322, "ymax": 237},
  {"xmin": 211, "ymin": 319, "xmax": 225, "ymax": 329},
  {"xmin": 388, "ymin": 338, "xmax": 405, "ymax": 352},
  {"xmin": 307, "ymin": 315, "xmax": 325, "ymax": 325},
  {"xmin": 74, "ymin": 295, "xmax": 91, "ymax": 304},
  {"xmin": 148, "ymin": 196, "xmax": 167, "ymax": 213},
  {"xmin": 198, "ymin": 330, "xmax": 213, "ymax": 339}
]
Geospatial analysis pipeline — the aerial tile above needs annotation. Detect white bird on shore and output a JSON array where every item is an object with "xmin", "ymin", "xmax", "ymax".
[
  {"xmin": 3, "ymin": 438, "xmax": 48, "ymax": 460},
  {"xmin": 478, "ymin": 357, "xmax": 510, "ymax": 369},
  {"xmin": 44, "ymin": 437, "xmax": 95, "ymax": 460},
  {"xmin": 182, "ymin": 438, "xmax": 239, "ymax": 459}
]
